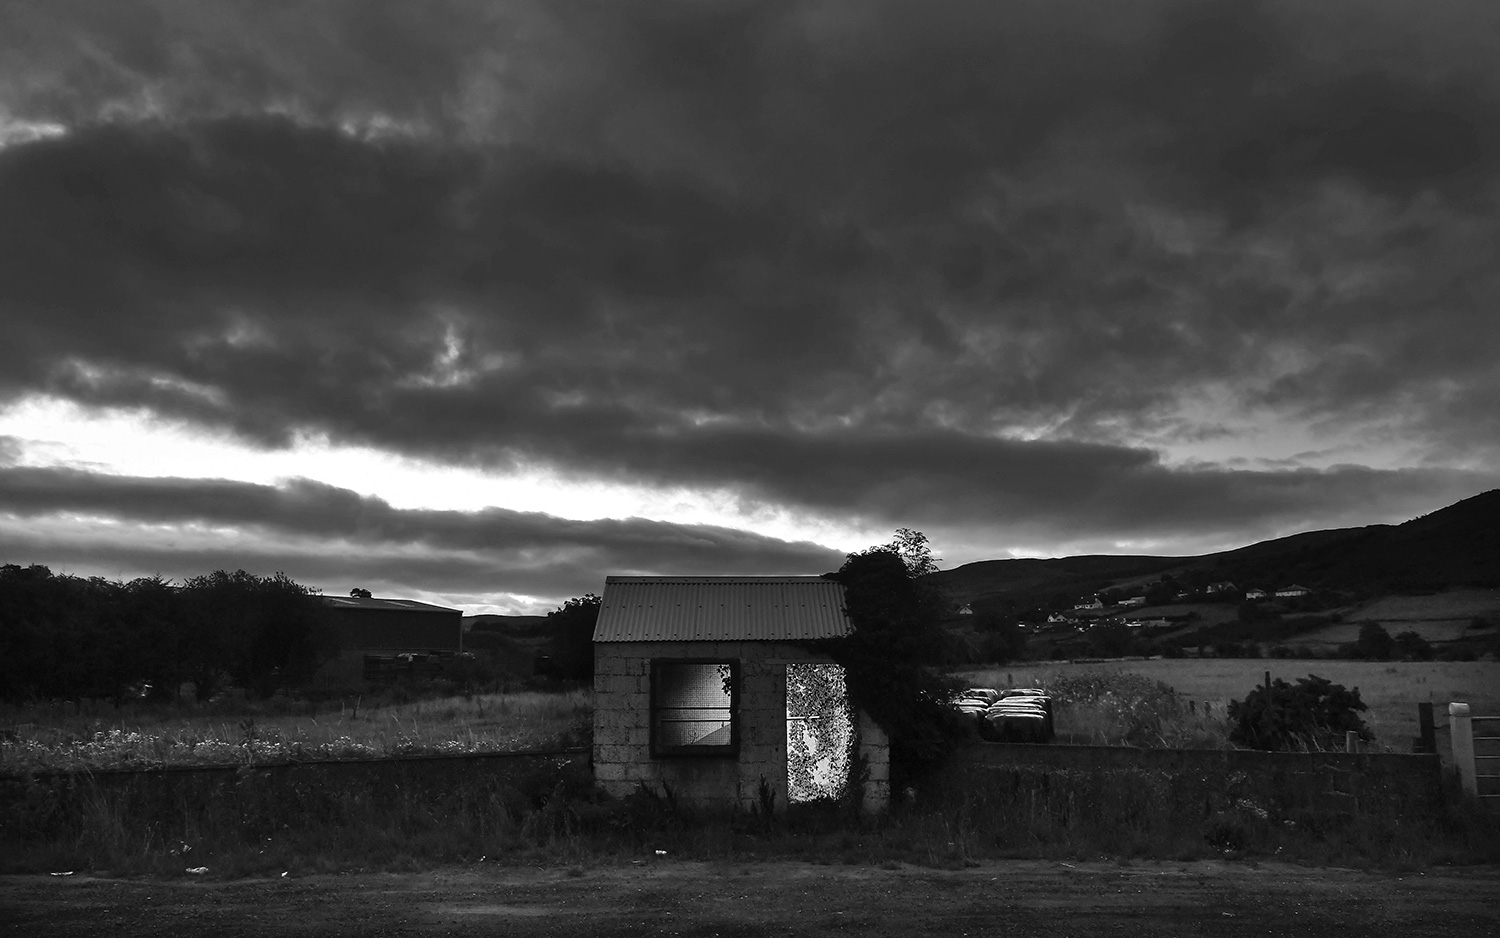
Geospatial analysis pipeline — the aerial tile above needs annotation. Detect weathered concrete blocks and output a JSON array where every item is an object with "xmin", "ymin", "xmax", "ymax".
[{"xmin": 593, "ymin": 640, "xmax": 890, "ymax": 813}]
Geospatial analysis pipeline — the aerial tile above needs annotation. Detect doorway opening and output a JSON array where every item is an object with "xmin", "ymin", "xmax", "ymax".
[{"xmin": 785, "ymin": 662, "xmax": 854, "ymax": 803}]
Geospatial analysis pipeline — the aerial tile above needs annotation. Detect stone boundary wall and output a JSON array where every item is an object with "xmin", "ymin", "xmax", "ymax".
[
  {"xmin": 945, "ymin": 743, "xmax": 1445, "ymax": 819},
  {"xmin": 1, "ymin": 749, "xmax": 589, "ymax": 841},
  {"xmin": 3, "ymin": 747, "xmax": 588, "ymax": 787}
]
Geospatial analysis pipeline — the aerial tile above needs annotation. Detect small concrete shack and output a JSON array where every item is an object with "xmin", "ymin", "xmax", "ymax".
[{"xmin": 592, "ymin": 575, "xmax": 889, "ymax": 814}]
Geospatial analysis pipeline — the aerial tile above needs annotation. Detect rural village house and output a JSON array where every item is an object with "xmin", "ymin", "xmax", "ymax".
[{"xmin": 592, "ymin": 575, "xmax": 890, "ymax": 815}]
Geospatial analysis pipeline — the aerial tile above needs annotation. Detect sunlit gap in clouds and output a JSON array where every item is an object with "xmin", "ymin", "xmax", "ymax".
[
  {"xmin": 0, "ymin": 395, "xmax": 875, "ymax": 551},
  {"xmin": 0, "ymin": 115, "xmax": 68, "ymax": 148},
  {"xmin": 0, "ymin": 512, "xmax": 539, "ymax": 614}
]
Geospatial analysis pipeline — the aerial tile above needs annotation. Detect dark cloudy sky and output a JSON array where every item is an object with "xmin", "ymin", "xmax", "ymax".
[{"xmin": 2, "ymin": 0, "xmax": 1497, "ymax": 613}]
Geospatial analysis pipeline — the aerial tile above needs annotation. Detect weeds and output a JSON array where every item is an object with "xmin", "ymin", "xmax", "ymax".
[
  {"xmin": 0, "ymin": 688, "xmax": 592, "ymax": 773},
  {"xmin": 961, "ymin": 669, "xmax": 1234, "ymax": 748}
]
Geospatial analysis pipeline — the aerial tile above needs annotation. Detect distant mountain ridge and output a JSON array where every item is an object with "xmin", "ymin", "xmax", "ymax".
[{"xmin": 931, "ymin": 489, "xmax": 1500, "ymax": 612}]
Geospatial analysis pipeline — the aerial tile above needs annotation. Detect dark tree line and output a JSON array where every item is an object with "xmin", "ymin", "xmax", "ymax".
[
  {"xmin": 0, "ymin": 564, "xmax": 339, "ymax": 703},
  {"xmin": 544, "ymin": 592, "xmax": 601, "ymax": 682}
]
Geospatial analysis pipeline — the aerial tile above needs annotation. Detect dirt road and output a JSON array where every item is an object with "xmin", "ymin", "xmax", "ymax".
[{"xmin": 3, "ymin": 859, "xmax": 1497, "ymax": 937}]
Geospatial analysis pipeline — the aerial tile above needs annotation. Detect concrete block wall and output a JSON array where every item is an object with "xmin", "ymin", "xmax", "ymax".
[
  {"xmin": 857, "ymin": 709, "xmax": 890, "ymax": 815},
  {"xmin": 594, "ymin": 641, "xmax": 886, "ymax": 813}
]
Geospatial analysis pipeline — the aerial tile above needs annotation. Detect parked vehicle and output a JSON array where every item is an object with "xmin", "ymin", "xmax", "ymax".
[{"xmin": 954, "ymin": 686, "xmax": 1054, "ymax": 743}]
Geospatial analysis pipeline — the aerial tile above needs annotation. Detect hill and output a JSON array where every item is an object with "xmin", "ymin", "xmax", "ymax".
[
  {"xmin": 932, "ymin": 555, "xmax": 1183, "ymax": 613},
  {"xmin": 932, "ymin": 489, "xmax": 1500, "ymax": 613}
]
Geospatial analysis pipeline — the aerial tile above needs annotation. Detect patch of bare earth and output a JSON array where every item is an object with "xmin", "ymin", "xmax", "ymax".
[{"xmin": 3, "ymin": 860, "xmax": 1497, "ymax": 937}]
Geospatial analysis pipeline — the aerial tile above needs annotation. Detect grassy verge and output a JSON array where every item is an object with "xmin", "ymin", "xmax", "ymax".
[{"xmin": 6, "ymin": 750, "xmax": 1498, "ymax": 877}]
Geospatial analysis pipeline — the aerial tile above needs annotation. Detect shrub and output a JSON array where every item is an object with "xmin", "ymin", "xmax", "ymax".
[
  {"xmin": 1436, "ymin": 646, "xmax": 1479, "ymax": 662},
  {"xmin": 971, "ymin": 613, "xmax": 1027, "ymax": 664},
  {"xmin": 545, "ymin": 594, "xmax": 601, "ymax": 682},
  {"xmin": 1354, "ymin": 622, "xmax": 1395, "ymax": 661},
  {"xmin": 1393, "ymin": 630, "xmax": 1433, "ymax": 661},
  {"xmin": 1227, "ymin": 674, "xmax": 1371, "ymax": 751},
  {"xmin": 819, "ymin": 531, "xmax": 967, "ymax": 790}
]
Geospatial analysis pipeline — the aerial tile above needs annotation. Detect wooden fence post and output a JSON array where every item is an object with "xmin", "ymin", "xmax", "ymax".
[
  {"xmin": 1416, "ymin": 702, "xmax": 1436, "ymax": 754},
  {"xmin": 1450, "ymin": 702, "xmax": 1476, "ymax": 797}
]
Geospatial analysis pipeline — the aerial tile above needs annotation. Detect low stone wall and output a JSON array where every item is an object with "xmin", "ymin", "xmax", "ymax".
[
  {"xmin": 937, "ymin": 742, "xmax": 1445, "ymax": 823},
  {"xmin": 1, "ymin": 750, "xmax": 589, "ymax": 843}
]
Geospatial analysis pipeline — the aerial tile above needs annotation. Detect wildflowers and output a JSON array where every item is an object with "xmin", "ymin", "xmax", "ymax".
[{"xmin": 0, "ymin": 688, "xmax": 591, "ymax": 772}]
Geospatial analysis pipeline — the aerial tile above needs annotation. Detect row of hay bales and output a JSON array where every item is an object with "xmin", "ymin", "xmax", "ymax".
[{"xmin": 954, "ymin": 687, "xmax": 1055, "ymax": 743}]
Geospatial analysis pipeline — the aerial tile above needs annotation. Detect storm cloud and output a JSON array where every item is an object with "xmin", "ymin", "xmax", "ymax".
[
  {"xmin": 2, "ymin": 0, "xmax": 1497, "ymax": 607},
  {"xmin": 0, "ymin": 458, "xmax": 849, "ymax": 608}
]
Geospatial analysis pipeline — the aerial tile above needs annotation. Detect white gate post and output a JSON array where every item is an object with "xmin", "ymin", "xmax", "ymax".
[{"xmin": 1450, "ymin": 702, "xmax": 1476, "ymax": 797}]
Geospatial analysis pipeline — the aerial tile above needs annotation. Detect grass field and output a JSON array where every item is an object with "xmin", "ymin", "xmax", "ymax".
[
  {"xmin": 1343, "ymin": 589, "xmax": 1500, "ymax": 622},
  {"xmin": 1290, "ymin": 588, "xmax": 1500, "ymax": 650},
  {"xmin": 0, "ymin": 688, "xmax": 592, "ymax": 773},
  {"xmin": 959, "ymin": 659, "xmax": 1500, "ymax": 753}
]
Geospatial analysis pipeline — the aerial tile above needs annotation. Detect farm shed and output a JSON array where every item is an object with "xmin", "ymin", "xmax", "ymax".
[
  {"xmin": 322, "ymin": 596, "xmax": 464, "ymax": 653},
  {"xmin": 592, "ymin": 576, "xmax": 890, "ymax": 815}
]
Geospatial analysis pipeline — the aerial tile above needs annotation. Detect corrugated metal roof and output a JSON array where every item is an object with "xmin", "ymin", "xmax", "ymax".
[
  {"xmin": 321, "ymin": 596, "xmax": 461, "ymax": 614},
  {"xmin": 593, "ymin": 576, "xmax": 851, "ymax": 642}
]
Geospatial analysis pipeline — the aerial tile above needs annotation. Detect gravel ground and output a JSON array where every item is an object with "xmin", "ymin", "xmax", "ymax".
[{"xmin": 3, "ymin": 858, "xmax": 1498, "ymax": 937}]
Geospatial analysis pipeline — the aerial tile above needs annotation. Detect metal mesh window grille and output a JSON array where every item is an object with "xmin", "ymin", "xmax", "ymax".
[{"xmin": 652, "ymin": 661, "xmax": 736, "ymax": 754}]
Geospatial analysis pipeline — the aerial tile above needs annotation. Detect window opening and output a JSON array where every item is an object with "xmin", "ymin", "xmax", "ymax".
[{"xmin": 652, "ymin": 660, "xmax": 737, "ymax": 755}]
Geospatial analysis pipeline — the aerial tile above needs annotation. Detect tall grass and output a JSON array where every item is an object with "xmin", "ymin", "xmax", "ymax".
[
  {"xmin": 0, "ymin": 688, "xmax": 592, "ymax": 773},
  {"xmin": 903, "ymin": 760, "xmax": 1500, "ymax": 867},
  {"xmin": 8, "ymin": 751, "xmax": 1498, "ymax": 876},
  {"xmin": 1, "ymin": 752, "xmax": 600, "ymax": 876}
]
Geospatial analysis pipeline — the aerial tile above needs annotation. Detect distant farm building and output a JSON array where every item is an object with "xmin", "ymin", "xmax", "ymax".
[
  {"xmin": 1274, "ymin": 584, "xmax": 1313, "ymax": 598},
  {"xmin": 592, "ymin": 575, "xmax": 890, "ymax": 815},
  {"xmin": 321, "ymin": 596, "xmax": 464, "ymax": 682}
]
